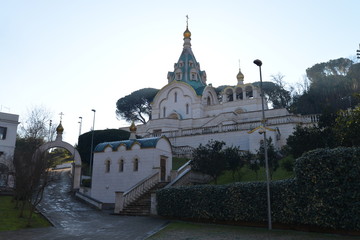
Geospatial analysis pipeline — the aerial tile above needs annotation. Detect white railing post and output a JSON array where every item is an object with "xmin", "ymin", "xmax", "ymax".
[{"xmin": 114, "ymin": 191, "xmax": 124, "ymax": 214}]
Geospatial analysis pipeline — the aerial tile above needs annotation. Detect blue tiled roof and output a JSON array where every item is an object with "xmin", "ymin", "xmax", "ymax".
[
  {"xmin": 94, "ymin": 137, "xmax": 162, "ymax": 152},
  {"xmin": 195, "ymin": 86, "xmax": 206, "ymax": 95}
]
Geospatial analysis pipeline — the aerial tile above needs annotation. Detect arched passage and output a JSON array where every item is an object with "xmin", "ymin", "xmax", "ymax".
[{"xmin": 38, "ymin": 122, "xmax": 82, "ymax": 190}]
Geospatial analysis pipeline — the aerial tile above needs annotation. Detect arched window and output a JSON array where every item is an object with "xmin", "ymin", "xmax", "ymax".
[
  {"xmin": 174, "ymin": 92, "xmax": 177, "ymax": 102},
  {"xmin": 133, "ymin": 158, "xmax": 139, "ymax": 171},
  {"xmin": 186, "ymin": 104, "xmax": 189, "ymax": 114},
  {"xmin": 175, "ymin": 68, "xmax": 182, "ymax": 80},
  {"xmin": 226, "ymin": 88, "xmax": 234, "ymax": 102},
  {"xmin": 105, "ymin": 159, "xmax": 111, "ymax": 173},
  {"xmin": 163, "ymin": 107, "xmax": 166, "ymax": 118},
  {"xmin": 119, "ymin": 159, "xmax": 124, "ymax": 172},
  {"xmin": 190, "ymin": 71, "xmax": 197, "ymax": 80},
  {"xmin": 245, "ymin": 86, "xmax": 253, "ymax": 99},
  {"xmin": 207, "ymin": 96, "xmax": 211, "ymax": 106},
  {"xmin": 236, "ymin": 87, "xmax": 243, "ymax": 100}
]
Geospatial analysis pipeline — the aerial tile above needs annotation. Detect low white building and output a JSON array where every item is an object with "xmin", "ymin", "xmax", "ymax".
[
  {"xmin": 90, "ymin": 124, "xmax": 172, "ymax": 204},
  {"xmin": 0, "ymin": 112, "xmax": 19, "ymax": 187},
  {"xmin": 133, "ymin": 25, "xmax": 318, "ymax": 154}
]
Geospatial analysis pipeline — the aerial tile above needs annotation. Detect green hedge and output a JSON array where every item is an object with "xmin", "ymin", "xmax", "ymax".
[
  {"xmin": 157, "ymin": 147, "xmax": 360, "ymax": 231},
  {"xmin": 295, "ymin": 147, "xmax": 360, "ymax": 230}
]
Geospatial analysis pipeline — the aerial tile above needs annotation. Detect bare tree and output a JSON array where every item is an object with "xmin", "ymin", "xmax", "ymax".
[
  {"xmin": 19, "ymin": 106, "xmax": 56, "ymax": 142},
  {"xmin": 13, "ymin": 137, "xmax": 56, "ymax": 225},
  {"xmin": 26, "ymin": 150, "xmax": 55, "ymax": 226},
  {"xmin": 270, "ymin": 72, "xmax": 286, "ymax": 88},
  {"xmin": 294, "ymin": 74, "xmax": 310, "ymax": 96}
]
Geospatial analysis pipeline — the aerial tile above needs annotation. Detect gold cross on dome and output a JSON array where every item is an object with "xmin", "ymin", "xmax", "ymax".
[{"xmin": 59, "ymin": 112, "xmax": 64, "ymax": 122}]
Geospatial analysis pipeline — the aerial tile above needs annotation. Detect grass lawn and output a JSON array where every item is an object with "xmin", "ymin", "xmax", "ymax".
[
  {"xmin": 212, "ymin": 157, "xmax": 295, "ymax": 184},
  {"xmin": 216, "ymin": 165, "xmax": 294, "ymax": 185},
  {"xmin": 0, "ymin": 196, "xmax": 51, "ymax": 231},
  {"xmin": 172, "ymin": 157, "xmax": 294, "ymax": 184},
  {"xmin": 172, "ymin": 157, "xmax": 190, "ymax": 170},
  {"xmin": 148, "ymin": 221, "xmax": 358, "ymax": 240}
]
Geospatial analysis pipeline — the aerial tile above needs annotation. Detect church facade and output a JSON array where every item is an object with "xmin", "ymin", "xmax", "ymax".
[
  {"xmin": 90, "ymin": 123, "xmax": 172, "ymax": 204},
  {"xmin": 134, "ymin": 25, "xmax": 318, "ymax": 154}
]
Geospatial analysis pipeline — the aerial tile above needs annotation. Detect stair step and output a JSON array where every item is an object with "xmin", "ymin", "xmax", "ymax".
[{"xmin": 120, "ymin": 182, "xmax": 168, "ymax": 216}]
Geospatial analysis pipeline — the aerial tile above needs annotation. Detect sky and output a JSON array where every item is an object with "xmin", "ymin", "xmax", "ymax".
[{"xmin": 1, "ymin": 0, "xmax": 359, "ymax": 145}]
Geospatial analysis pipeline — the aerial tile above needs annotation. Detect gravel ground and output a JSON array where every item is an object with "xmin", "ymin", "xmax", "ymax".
[{"xmin": 148, "ymin": 221, "xmax": 360, "ymax": 240}]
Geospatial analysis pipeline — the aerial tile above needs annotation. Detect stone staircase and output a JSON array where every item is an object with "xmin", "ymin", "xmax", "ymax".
[{"xmin": 120, "ymin": 182, "xmax": 168, "ymax": 216}]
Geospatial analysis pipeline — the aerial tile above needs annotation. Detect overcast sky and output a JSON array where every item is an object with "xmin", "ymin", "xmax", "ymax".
[{"xmin": 1, "ymin": 0, "xmax": 359, "ymax": 145}]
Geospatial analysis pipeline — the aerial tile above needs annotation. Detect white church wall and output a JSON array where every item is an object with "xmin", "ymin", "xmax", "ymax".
[
  {"xmin": 91, "ymin": 140, "xmax": 172, "ymax": 204},
  {"xmin": 152, "ymin": 82, "xmax": 202, "ymax": 120},
  {"xmin": 169, "ymin": 130, "xmax": 250, "ymax": 152}
]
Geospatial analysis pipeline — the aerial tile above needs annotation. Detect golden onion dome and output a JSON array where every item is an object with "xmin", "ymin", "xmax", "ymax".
[
  {"xmin": 129, "ymin": 121, "xmax": 137, "ymax": 132},
  {"xmin": 183, "ymin": 27, "xmax": 191, "ymax": 38},
  {"xmin": 237, "ymin": 68, "xmax": 244, "ymax": 82},
  {"xmin": 56, "ymin": 122, "xmax": 64, "ymax": 134}
]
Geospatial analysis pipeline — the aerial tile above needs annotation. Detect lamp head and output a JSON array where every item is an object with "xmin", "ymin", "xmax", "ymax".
[
  {"xmin": 91, "ymin": 109, "xmax": 96, "ymax": 112},
  {"xmin": 253, "ymin": 59, "xmax": 262, "ymax": 67}
]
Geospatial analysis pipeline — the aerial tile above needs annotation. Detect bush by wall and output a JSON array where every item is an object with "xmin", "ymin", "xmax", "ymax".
[
  {"xmin": 77, "ymin": 129, "xmax": 130, "ymax": 165},
  {"xmin": 295, "ymin": 147, "xmax": 360, "ymax": 230},
  {"xmin": 157, "ymin": 147, "xmax": 360, "ymax": 231}
]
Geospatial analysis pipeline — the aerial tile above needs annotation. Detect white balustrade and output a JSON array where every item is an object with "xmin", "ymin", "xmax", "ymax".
[
  {"xmin": 145, "ymin": 114, "xmax": 319, "ymax": 139},
  {"xmin": 114, "ymin": 171, "xmax": 159, "ymax": 213}
]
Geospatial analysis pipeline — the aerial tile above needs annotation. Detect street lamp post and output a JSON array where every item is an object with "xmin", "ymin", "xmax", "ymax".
[
  {"xmin": 78, "ymin": 116, "xmax": 82, "ymax": 136},
  {"xmin": 90, "ymin": 110, "xmax": 96, "ymax": 178},
  {"xmin": 49, "ymin": 120, "xmax": 52, "ymax": 142},
  {"xmin": 253, "ymin": 59, "xmax": 272, "ymax": 230}
]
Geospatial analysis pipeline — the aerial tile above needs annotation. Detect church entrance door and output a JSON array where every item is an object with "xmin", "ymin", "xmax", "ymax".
[{"xmin": 160, "ymin": 157, "xmax": 166, "ymax": 181}]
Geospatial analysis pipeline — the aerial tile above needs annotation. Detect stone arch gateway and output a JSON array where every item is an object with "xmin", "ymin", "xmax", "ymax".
[{"xmin": 38, "ymin": 122, "xmax": 82, "ymax": 190}]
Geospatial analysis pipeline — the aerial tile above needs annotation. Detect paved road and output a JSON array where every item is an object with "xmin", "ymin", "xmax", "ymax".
[{"xmin": 0, "ymin": 169, "xmax": 168, "ymax": 240}]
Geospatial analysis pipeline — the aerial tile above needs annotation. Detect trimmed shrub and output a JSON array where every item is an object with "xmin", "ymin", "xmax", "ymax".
[
  {"xmin": 157, "ymin": 147, "xmax": 360, "ymax": 231},
  {"xmin": 157, "ymin": 183, "xmax": 267, "ymax": 222},
  {"xmin": 295, "ymin": 147, "xmax": 360, "ymax": 230},
  {"xmin": 77, "ymin": 129, "xmax": 130, "ymax": 165},
  {"xmin": 157, "ymin": 180, "xmax": 298, "ymax": 223}
]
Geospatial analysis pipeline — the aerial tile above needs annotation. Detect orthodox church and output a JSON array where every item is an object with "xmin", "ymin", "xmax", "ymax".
[
  {"xmin": 80, "ymin": 22, "xmax": 317, "ymax": 209},
  {"xmin": 134, "ymin": 23, "xmax": 318, "ymax": 154}
]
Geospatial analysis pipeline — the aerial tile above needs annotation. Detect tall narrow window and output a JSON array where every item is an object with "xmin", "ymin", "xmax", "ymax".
[
  {"xmin": 191, "ymin": 72, "xmax": 196, "ymax": 80},
  {"xmin": 119, "ymin": 159, "xmax": 124, "ymax": 172},
  {"xmin": 163, "ymin": 107, "xmax": 166, "ymax": 118},
  {"xmin": 245, "ymin": 86, "xmax": 253, "ymax": 99},
  {"xmin": 207, "ymin": 96, "xmax": 211, "ymax": 106},
  {"xmin": 105, "ymin": 160, "xmax": 111, "ymax": 173},
  {"xmin": 0, "ymin": 127, "xmax": 7, "ymax": 140},
  {"xmin": 174, "ymin": 92, "xmax": 177, "ymax": 102},
  {"xmin": 236, "ymin": 87, "xmax": 243, "ymax": 100},
  {"xmin": 133, "ymin": 158, "xmax": 139, "ymax": 171},
  {"xmin": 226, "ymin": 89, "xmax": 234, "ymax": 102},
  {"xmin": 186, "ymin": 104, "xmax": 189, "ymax": 114}
]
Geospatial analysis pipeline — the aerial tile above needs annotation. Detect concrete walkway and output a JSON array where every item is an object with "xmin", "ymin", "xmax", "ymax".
[{"xmin": 0, "ymin": 169, "xmax": 168, "ymax": 240}]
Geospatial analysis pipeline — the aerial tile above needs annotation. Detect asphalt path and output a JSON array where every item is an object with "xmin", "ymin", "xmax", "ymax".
[{"xmin": 0, "ymin": 169, "xmax": 168, "ymax": 240}]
